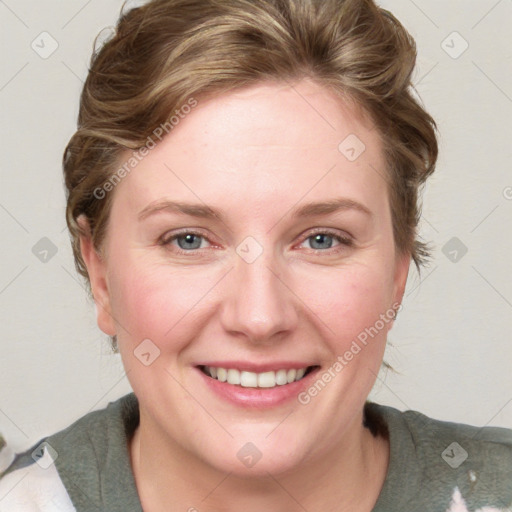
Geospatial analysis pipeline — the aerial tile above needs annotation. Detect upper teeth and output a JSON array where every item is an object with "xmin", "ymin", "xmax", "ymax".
[{"xmin": 205, "ymin": 366, "xmax": 309, "ymax": 388}]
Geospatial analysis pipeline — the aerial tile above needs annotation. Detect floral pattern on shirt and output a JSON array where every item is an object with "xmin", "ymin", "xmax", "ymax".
[{"xmin": 447, "ymin": 487, "xmax": 512, "ymax": 512}]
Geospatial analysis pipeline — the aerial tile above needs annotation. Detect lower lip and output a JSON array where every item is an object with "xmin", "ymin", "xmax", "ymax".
[{"xmin": 195, "ymin": 366, "xmax": 320, "ymax": 408}]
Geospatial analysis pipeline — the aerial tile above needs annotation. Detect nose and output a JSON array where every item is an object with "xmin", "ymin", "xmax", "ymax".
[{"xmin": 220, "ymin": 246, "xmax": 299, "ymax": 345}]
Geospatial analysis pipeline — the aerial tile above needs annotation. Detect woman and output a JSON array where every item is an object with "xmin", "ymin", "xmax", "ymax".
[{"xmin": 1, "ymin": 0, "xmax": 511, "ymax": 510}]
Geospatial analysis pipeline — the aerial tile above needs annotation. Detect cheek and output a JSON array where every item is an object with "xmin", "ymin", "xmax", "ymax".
[
  {"xmin": 106, "ymin": 240, "xmax": 396, "ymax": 364},
  {"xmin": 302, "ymin": 263, "xmax": 394, "ymax": 354},
  {"xmin": 107, "ymin": 258, "xmax": 216, "ymax": 347}
]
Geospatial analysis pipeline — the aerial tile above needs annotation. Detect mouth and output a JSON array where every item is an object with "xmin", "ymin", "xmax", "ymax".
[{"xmin": 197, "ymin": 364, "xmax": 320, "ymax": 389}]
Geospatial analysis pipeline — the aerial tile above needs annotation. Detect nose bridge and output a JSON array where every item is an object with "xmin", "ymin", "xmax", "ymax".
[{"xmin": 221, "ymin": 239, "xmax": 297, "ymax": 342}]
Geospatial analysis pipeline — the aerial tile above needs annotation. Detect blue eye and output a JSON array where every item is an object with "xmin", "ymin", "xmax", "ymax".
[
  {"xmin": 159, "ymin": 228, "xmax": 353, "ymax": 256},
  {"xmin": 308, "ymin": 233, "xmax": 336, "ymax": 250},
  {"xmin": 175, "ymin": 233, "xmax": 204, "ymax": 250},
  {"xmin": 301, "ymin": 230, "xmax": 353, "ymax": 252},
  {"xmin": 161, "ymin": 231, "xmax": 209, "ymax": 252}
]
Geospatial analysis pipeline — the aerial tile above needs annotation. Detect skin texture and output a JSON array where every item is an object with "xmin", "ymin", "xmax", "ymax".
[{"xmin": 79, "ymin": 78, "xmax": 410, "ymax": 511}]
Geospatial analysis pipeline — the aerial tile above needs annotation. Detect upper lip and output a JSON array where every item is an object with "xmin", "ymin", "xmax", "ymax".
[{"xmin": 195, "ymin": 361, "xmax": 319, "ymax": 373}]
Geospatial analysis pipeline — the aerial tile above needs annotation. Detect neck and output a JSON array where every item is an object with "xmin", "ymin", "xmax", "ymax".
[{"xmin": 129, "ymin": 409, "xmax": 389, "ymax": 512}]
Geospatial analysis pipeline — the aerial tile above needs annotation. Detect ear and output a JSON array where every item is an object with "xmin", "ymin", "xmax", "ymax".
[
  {"xmin": 77, "ymin": 215, "xmax": 116, "ymax": 336},
  {"xmin": 390, "ymin": 251, "xmax": 410, "ymax": 325}
]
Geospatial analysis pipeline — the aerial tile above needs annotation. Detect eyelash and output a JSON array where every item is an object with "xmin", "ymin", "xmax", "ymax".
[{"xmin": 158, "ymin": 228, "xmax": 353, "ymax": 256}]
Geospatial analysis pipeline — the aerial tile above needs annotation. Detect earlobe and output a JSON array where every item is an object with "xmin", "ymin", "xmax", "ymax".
[{"xmin": 77, "ymin": 215, "xmax": 117, "ymax": 336}]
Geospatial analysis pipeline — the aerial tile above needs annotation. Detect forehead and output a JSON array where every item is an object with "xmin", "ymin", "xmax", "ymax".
[{"xmin": 111, "ymin": 79, "xmax": 387, "ymax": 216}]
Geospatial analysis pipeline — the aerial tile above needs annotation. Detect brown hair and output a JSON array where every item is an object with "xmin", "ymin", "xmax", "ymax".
[{"xmin": 64, "ymin": 0, "xmax": 438, "ymax": 303}]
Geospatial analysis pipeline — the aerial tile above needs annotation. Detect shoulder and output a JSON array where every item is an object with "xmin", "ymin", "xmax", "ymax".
[
  {"xmin": 398, "ymin": 406, "xmax": 512, "ymax": 480},
  {"xmin": 0, "ymin": 393, "xmax": 140, "ymax": 512},
  {"xmin": 369, "ymin": 402, "xmax": 512, "ymax": 511}
]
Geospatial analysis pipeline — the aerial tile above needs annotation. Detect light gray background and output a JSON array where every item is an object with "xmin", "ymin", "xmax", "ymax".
[{"xmin": 1, "ymin": 0, "xmax": 511, "ymax": 455}]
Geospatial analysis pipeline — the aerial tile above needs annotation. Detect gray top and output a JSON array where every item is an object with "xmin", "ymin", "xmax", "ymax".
[{"xmin": 2, "ymin": 393, "xmax": 512, "ymax": 511}]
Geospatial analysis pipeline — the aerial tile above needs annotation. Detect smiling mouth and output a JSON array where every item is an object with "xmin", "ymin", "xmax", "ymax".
[{"xmin": 198, "ymin": 365, "xmax": 319, "ymax": 388}]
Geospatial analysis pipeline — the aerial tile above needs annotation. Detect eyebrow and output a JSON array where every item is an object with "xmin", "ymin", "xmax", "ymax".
[{"xmin": 137, "ymin": 197, "xmax": 373, "ymax": 222}]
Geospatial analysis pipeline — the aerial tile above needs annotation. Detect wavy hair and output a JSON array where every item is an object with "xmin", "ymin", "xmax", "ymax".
[{"xmin": 63, "ymin": 0, "xmax": 438, "ymax": 346}]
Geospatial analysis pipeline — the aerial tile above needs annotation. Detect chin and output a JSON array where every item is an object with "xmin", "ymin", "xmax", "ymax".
[
  {"xmin": 214, "ymin": 447, "xmax": 304, "ymax": 479},
  {"xmin": 198, "ymin": 430, "xmax": 307, "ymax": 478}
]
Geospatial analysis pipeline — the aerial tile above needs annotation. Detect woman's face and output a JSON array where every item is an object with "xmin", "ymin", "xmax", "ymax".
[{"xmin": 83, "ymin": 78, "xmax": 409, "ymax": 476}]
